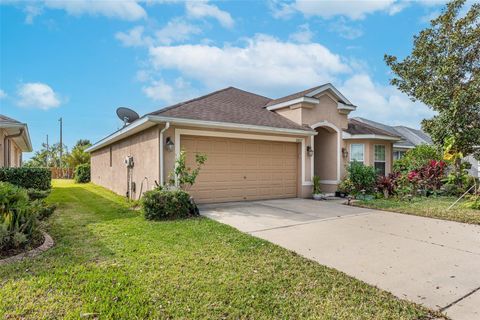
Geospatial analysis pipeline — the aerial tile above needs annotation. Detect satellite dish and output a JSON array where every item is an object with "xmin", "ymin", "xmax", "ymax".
[{"xmin": 116, "ymin": 107, "xmax": 139, "ymax": 126}]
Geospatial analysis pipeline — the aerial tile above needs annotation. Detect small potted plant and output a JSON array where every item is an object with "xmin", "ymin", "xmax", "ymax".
[{"xmin": 312, "ymin": 176, "xmax": 324, "ymax": 200}]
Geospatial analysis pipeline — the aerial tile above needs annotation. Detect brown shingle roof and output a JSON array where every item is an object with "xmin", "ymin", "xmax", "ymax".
[
  {"xmin": 0, "ymin": 114, "xmax": 21, "ymax": 124},
  {"xmin": 150, "ymin": 87, "xmax": 313, "ymax": 131},
  {"xmin": 345, "ymin": 119, "xmax": 400, "ymax": 138},
  {"xmin": 265, "ymin": 85, "xmax": 324, "ymax": 107}
]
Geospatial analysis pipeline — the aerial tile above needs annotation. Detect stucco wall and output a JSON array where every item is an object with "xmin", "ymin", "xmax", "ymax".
[
  {"xmin": 273, "ymin": 92, "xmax": 349, "ymax": 194},
  {"xmin": 91, "ymin": 126, "xmax": 159, "ymax": 199},
  {"xmin": 343, "ymin": 139, "xmax": 394, "ymax": 175}
]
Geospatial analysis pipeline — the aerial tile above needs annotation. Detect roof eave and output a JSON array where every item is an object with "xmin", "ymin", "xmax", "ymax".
[
  {"xmin": 0, "ymin": 123, "xmax": 33, "ymax": 152},
  {"xmin": 86, "ymin": 115, "xmax": 316, "ymax": 153},
  {"xmin": 342, "ymin": 132, "xmax": 401, "ymax": 141}
]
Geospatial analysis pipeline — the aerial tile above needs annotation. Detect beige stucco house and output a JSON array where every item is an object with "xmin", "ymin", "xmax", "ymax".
[
  {"xmin": 0, "ymin": 115, "xmax": 32, "ymax": 168},
  {"xmin": 87, "ymin": 84, "xmax": 401, "ymax": 203}
]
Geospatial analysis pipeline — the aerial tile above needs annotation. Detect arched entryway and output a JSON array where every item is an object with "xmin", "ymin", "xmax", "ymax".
[{"xmin": 312, "ymin": 122, "xmax": 341, "ymax": 192}]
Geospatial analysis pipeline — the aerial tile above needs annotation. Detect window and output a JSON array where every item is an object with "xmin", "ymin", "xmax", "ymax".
[
  {"xmin": 374, "ymin": 145, "xmax": 386, "ymax": 176},
  {"xmin": 393, "ymin": 150, "xmax": 406, "ymax": 160},
  {"xmin": 109, "ymin": 146, "xmax": 113, "ymax": 167},
  {"xmin": 350, "ymin": 144, "xmax": 364, "ymax": 163}
]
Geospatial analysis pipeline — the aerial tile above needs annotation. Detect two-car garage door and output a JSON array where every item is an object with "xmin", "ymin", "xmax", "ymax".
[{"xmin": 182, "ymin": 135, "xmax": 298, "ymax": 203}]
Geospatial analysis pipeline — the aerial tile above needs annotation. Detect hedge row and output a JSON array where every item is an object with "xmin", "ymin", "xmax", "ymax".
[{"xmin": 0, "ymin": 167, "xmax": 51, "ymax": 190}]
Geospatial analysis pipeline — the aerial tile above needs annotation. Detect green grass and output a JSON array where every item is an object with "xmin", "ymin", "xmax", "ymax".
[
  {"xmin": 0, "ymin": 180, "xmax": 438, "ymax": 319},
  {"xmin": 356, "ymin": 196, "xmax": 480, "ymax": 225}
]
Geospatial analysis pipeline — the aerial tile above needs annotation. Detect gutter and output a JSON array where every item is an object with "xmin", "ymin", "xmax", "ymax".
[
  {"xmin": 86, "ymin": 115, "xmax": 315, "ymax": 153},
  {"xmin": 158, "ymin": 122, "xmax": 170, "ymax": 186},
  {"xmin": 4, "ymin": 129, "xmax": 24, "ymax": 167}
]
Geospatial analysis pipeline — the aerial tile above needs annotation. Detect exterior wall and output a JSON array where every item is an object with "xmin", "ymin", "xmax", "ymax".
[
  {"xmin": 163, "ymin": 125, "xmax": 313, "ymax": 199},
  {"xmin": 343, "ymin": 139, "xmax": 394, "ymax": 175},
  {"xmin": 90, "ymin": 126, "xmax": 159, "ymax": 199},
  {"xmin": 273, "ymin": 92, "xmax": 349, "ymax": 194},
  {"xmin": 90, "ymin": 124, "xmax": 314, "ymax": 200},
  {"xmin": 0, "ymin": 129, "xmax": 23, "ymax": 168}
]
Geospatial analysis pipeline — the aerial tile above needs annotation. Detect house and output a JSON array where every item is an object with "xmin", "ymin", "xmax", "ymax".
[
  {"xmin": 354, "ymin": 117, "xmax": 479, "ymax": 178},
  {"xmin": 87, "ymin": 84, "xmax": 402, "ymax": 203},
  {"xmin": 0, "ymin": 115, "xmax": 32, "ymax": 168}
]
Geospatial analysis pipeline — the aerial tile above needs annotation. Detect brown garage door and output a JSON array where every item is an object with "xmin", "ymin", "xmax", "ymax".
[{"xmin": 182, "ymin": 135, "xmax": 298, "ymax": 203}]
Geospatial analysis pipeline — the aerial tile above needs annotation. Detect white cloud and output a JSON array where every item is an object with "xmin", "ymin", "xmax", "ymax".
[
  {"xmin": 340, "ymin": 74, "xmax": 434, "ymax": 128},
  {"xmin": 43, "ymin": 0, "xmax": 146, "ymax": 21},
  {"xmin": 155, "ymin": 19, "xmax": 202, "ymax": 45},
  {"xmin": 329, "ymin": 18, "xmax": 363, "ymax": 39},
  {"xmin": 186, "ymin": 1, "xmax": 234, "ymax": 28},
  {"xmin": 284, "ymin": 0, "xmax": 402, "ymax": 20},
  {"xmin": 289, "ymin": 24, "xmax": 314, "ymax": 43},
  {"xmin": 115, "ymin": 26, "xmax": 153, "ymax": 47},
  {"xmin": 148, "ymin": 34, "xmax": 350, "ymax": 96},
  {"xmin": 115, "ymin": 19, "xmax": 201, "ymax": 47},
  {"xmin": 0, "ymin": 89, "xmax": 6, "ymax": 99},
  {"xmin": 24, "ymin": 4, "xmax": 43, "ymax": 24},
  {"xmin": 143, "ymin": 78, "xmax": 197, "ymax": 104},
  {"xmin": 17, "ymin": 82, "xmax": 61, "ymax": 110}
]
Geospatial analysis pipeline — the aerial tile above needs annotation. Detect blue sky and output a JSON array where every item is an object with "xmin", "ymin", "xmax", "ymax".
[{"xmin": 0, "ymin": 0, "xmax": 461, "ymax": 159}]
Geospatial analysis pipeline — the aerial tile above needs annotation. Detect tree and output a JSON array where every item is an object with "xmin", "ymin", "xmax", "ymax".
[
  {"xmin": 24, "ymin": 142, "xmax": 69, "ymax": 168},
  {"xmin": 385, "ymin": 0, "xmax": 480, "ymax": 163},
  {"xmin": 66, "ymin": 139, "xmax": 92, "ymax": 169}
]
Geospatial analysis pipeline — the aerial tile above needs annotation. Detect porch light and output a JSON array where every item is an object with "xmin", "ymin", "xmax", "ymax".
[
  {"xmin": 306, "ymin": 146, "xmax": 314, "ymax": 157},
  {"xmin": 342, "ymin": 147, "xmax": 349, "ymax": 159},
  {"xmin": 165, "ymin": 137, "xmax": 175, "ymax": 152}
]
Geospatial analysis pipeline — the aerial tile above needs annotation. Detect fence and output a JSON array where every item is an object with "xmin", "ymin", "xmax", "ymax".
[{"xmin": 50, "ymin": 167, "xmax": 74, "ymax": 179}]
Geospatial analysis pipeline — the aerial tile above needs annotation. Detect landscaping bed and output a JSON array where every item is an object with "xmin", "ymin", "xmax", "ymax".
[
  {"xmin": 355, "ymin": 196, "xmax": 480, "ymax": 225},
  {"xmin": 0, "ymin": 180, "xmax": 440, "ymax": 319}
]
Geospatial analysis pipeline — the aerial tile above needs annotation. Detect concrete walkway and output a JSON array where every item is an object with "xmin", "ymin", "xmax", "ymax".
[{"xmin": 200, "ymin": 198, "xmax": 480, "ymax": 320}]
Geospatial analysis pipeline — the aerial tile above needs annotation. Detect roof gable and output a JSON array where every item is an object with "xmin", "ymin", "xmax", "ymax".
[{"xmin": 150, "ymin": 87, "xmax": 312, "ymax": 131}]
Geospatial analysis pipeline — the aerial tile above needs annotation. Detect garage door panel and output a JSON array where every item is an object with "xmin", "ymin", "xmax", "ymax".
[{"xmin": 182, "ymin": 135, "xmax": 298, "ymax": 203}]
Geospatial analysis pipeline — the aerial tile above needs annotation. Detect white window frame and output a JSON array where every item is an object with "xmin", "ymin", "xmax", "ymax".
[
  {"xmin": 374, "ymin": 144, "xmax": 386, "ymax": 175},
  {"xmin": 350, "ymin": 143, "xmax": 365, "ymax": 163}
]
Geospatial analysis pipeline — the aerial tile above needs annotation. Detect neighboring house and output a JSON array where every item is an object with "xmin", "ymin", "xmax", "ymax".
[
  {"xmin": 87, "ymin": 84, "xmax": 402, "ymax": 203},
  {"xmin": 354, "ymin": 117, "xmax": 479, "ymax": 178},
  {"xmin": 0, "ymin": 114, "xmax": 32, "ymax": 168}
]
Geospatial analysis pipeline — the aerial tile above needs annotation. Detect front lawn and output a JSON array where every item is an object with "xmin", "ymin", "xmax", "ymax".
[
  {"xmin": 356, "ymin": 196, "xmax": 480, "ymax": 225},
  {"xmin": 0, "ymin": 180, "xmax": 437, "ymax": 319}
]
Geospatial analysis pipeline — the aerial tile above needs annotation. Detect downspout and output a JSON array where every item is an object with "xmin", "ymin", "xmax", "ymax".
[
  {"xmin": 159, "ymin": 122, "xmax": 170, "ymax": 186},
  {"xmin": 3, "ymin": 129, "xmax": 24, "ymax": 167}
]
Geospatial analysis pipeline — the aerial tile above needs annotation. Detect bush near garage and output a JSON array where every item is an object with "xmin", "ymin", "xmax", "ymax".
[
  {"xmin": 142, "ymin": 188, "xmax": 198, "ymax": 220},
  {"xmin": 0, "ymin": 167, "xmax": 51, "ymax": 190},
  {"xmin": 74, "ymin": 163, "xmax": 91, "ymax": 183}
]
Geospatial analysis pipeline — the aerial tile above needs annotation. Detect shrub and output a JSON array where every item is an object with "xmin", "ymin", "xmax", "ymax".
[
  {"xmin": 393, "ymin": 144, "xmax": 442, "ymax": 174},
  {"xmin": 376, "ymin": 173, "xmax": 400, "ymax": 198},
  {"xmin": 169, "ymin": 150, "xmax": 207, "ymax": 190},
  {"xmin": 142, "ymin": 188, "xmax": 198, "ymax": 220},
  {"xmin": 0, "ymin": 182, "xmax": 38, "ymax": 252},
  {"xmin": 312, "ymin": 176, "xmax": 321, "ymax": 194},
  {"xmin": 0, "ymin": 167, "xmax": 51, "ymax": 190},
  {"xmin": 337, "ymin": 178, "xmax": 354, "ymax": 195},
  {"xmin": 347, "ymin": 161, "xmax": 377, "ymax": 195},
  {"xmin": 74, "ymin": 163, "xmax": 91, "ymax": 183},
  {"xmin": 27, "ymin": 188, "xmax": 50, "ymax": 201}
]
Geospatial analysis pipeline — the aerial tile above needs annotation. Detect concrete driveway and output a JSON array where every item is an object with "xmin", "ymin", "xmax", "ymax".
[{"xmin": 200, "ymin": 198, "xmax": 480, "ymax": 320}]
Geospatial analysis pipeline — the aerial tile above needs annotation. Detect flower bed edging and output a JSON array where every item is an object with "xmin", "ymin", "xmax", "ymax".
[{"xmin": 0, "ymin": 231, "xmax": 54, "ymax": 266}]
